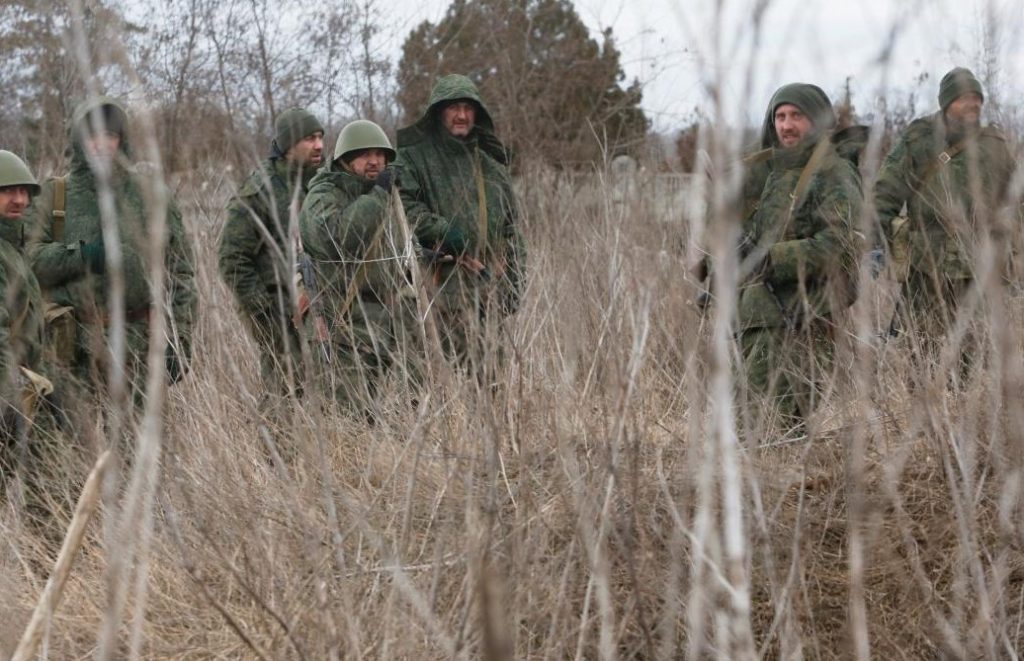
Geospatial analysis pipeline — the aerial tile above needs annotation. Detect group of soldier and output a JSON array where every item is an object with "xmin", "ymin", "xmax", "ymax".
[
  {"xmin": 0, "ymin": 65, "xmax": 1017, "ymax": 476},
  {"xmin": 0, "ymin": 73, "xmax": 526, "ymax": 478},
  {"xmin": 718, "ymin": 67, "xmax": 1017, "ymax": 428}
]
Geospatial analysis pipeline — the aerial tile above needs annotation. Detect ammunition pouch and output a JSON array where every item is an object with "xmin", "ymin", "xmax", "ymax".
[{"xmin": 44, "ymin": 302, "xmax": 77, "ymax": 366}]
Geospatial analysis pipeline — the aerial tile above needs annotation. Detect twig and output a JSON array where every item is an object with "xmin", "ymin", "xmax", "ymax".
[{"xmin": 12, "ymin": 450, "xmax": 111, "ymax": 661}]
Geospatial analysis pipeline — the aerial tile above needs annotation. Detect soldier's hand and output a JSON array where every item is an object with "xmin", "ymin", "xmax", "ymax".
[
  {"xmin": 696, "ymin": 290, "xmax": 712, "ymax": 311},
  {"xmin": 80, "ymin": 240, "xmax": 106, "ymax": 275},
  {"xmin": 440, "ymin": 225, "xmax": 468, "ymax": 255},
  {"xmin": 375, "ymin": 168, "xmax": 395, "ymax": 192}
]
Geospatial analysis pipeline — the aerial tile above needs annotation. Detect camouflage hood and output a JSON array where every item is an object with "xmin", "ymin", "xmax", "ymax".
[
  {"xmin": 760, "ymin": 83, "xmax": 837, "ymax": 148},
  {"xmin": 69, "ymin": 96, "xmax": 134, "ymax": 177},
  {"xmin": 397, "ymin": 74, "xmax": 509, "ymax": 165}
]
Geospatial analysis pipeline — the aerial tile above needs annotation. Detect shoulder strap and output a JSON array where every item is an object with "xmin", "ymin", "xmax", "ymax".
[
  {"xmin": 911, "ymin": 140, "xmax": 967, "ymax": 195},
  {"xmin": 474, "ymin": 149, "xmax": 488, "ymax": 261},
  {"xmin": 52, "ymin": 176, "xmax": 67, "ymax": 241}
]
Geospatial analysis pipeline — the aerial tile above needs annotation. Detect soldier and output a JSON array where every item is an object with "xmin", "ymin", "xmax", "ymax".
[
  {"xmin": 0, "ymin": 151, "xmax": 47, "ymax": 458},
  {"xmin": 26, "ymin": 97, "xmax": 196, "ymax": 402},
  {"xmin": 395, "ymin": 74, "xmax": 526, "ymax": 374},
  {"xmin": 875, "ymin": 68, "xmax": 1015, "ymax": 335},
  {"xmin": 299, "ymin": 120, "xmax": 417, "ymax": 412},
  {"xmin": 736, "ymin": 83, "xmax": 863, "ymax": 428},
  {"xmin": 219, "ymin": 107, "xmax": 324, "ymax": 396}
]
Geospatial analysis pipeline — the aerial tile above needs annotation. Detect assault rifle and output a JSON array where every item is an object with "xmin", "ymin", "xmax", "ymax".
[
  {"xmin": 420, "ymin": 246, "xmax": 491, "ymax": 282},
  {"xmin": 296, "ymin": 251, "xmax": 331, "ymax": 363}
]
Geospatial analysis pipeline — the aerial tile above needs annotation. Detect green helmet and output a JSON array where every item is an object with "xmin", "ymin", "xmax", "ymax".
[
  {"xmin": 0, "ymin": 150, "xmax": 40, "ymax": 195},
  {"xmin": 333, "ymin": 120, "xmax": 395, "ymax": 163}
]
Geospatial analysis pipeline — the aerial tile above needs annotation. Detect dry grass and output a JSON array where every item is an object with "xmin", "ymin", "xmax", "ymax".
[{"xmin": 1, "ymin": 151, "xmax": 1023, "ymax": 660}]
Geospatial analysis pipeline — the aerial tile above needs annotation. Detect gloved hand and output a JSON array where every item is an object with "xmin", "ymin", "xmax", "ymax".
[
  {"xmin": 374, "ymin": 168, "xmax": 395, "ymax": 192},
  {"xmin": 80, "ymin": 240, "xmax": 105, "ymax": 275},
  {"xmin": 440, "ymin": 225, "xmax": 468, "ymax": 255},
  {"xmin": 166, "ymin": 345, "xmax": 187, "ymax": 384}
]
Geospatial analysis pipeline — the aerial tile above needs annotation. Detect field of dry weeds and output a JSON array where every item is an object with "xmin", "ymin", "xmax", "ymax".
[{"xmin": 2, "ymin": 158, "xmax": 1024, "ymax": 659}]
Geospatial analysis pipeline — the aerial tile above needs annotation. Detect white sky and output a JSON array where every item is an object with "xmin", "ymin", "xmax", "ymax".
[{"xmin": 384, "ymin": 0, "xmax": 1024, "ymax": 132}]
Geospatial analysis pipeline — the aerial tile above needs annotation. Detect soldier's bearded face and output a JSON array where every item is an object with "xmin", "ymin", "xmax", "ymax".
[
  {"xmin": 83, "ymin": 131, "xmax": 121, "ymax": 162},
  {"xmin": 288, "ymin": 131, "xmax": 325, "ymax": 168},
  {"xmin": 945, "ymin": 93, "xmax": 983, "ymax": 129},
  {"xmin": 0, "ymin": 186, "xmax": 30, "ymax": 220},
  {"xmin": 774, "ymin": 104, "xmax": 814, "ymax": 148},
  {"xmin": 442, "ymin": 101, "xmax": 476, "ymax": 137},
  {"xmin": 345, "ymin": 149, "xmax": 389, "ymax": 180}
]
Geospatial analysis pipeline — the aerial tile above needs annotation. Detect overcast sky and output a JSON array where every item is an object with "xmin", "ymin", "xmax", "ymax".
[{"xmin": 385, "ymin": 0, "xmax": 1024, "ymax": 132}]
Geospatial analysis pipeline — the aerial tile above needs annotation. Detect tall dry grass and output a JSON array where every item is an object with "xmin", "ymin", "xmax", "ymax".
[{"xmin": 1, "ymin": 140, "xmax": 1023, "ymax": 658}]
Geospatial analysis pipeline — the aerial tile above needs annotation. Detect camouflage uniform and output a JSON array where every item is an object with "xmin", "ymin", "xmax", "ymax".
[
  {"xmin": 875, "ymin": 69, "xmax": 1015, "ymax": 332},
  {"xmin": 0, "ymin": 151, "xmax": 46, "ymax": 467},
  {"xmin": 299, "ymin": 121, "xmax": 418, "ymax": 411},
  {"xmin": 26, "ymin": 98, "xmax": 196, "ymax": 400},
  {"xmin": 737, "ymin": 84, "xmax": 863, "ymax": 425},
  {"xmin": 219, "ymin": 108, "xmax": 323, "ymax": 395},
  {"xmin": 395, "ymin": 75, "xmax": 526, "ymax": 369}
]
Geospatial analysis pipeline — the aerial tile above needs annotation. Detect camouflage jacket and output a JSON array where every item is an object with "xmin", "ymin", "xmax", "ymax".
[
  {"xmin": 25, "ymin": 128, "xmax": 196, "ymax": 355},
  {"xmin": 875, "ymin": 113, "xmax": 1015, "ymax": 279},
  {"xmin": 0, "ymin": 216, "xmax": 44, "ymax": 405},
  {"xmin": 299, "ymin": 164, "xmax": 405, "ymax": 345},
  {"xmin": 396, "ymin": 75, "xmax": 526, "ymax": 311},
  {"xmin": 219, "ymin": 158, "xmax": 314, "ymax": 317},
  {"xmin": 738, "ymin": 138, "xmax": 863, "ymax": 330}
]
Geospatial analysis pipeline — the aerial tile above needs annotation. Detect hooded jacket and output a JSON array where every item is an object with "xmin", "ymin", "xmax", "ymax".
[
  {"xmin": 26, "ymin": 97, "xmax": 196, "ymax": 373},
  {"xmin": 395, "ymin": 75, "xmax": 525, "ymax": 311},
  {"xmin": 738, "ymin": 85, "xmax": 862, "ymax": 330}
]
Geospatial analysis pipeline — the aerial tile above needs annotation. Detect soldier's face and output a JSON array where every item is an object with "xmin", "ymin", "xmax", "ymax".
[
  {"xmin": 345, "ymin": 149, "xmax": 389, "ymax": 180},
  {"xmin": 774, "ymin": 104, "xmax": 814, "ymax": 148},
  {"xmin": 442, "ymin": 101, "xmax": 476, "ymax": 137},
  {"xmin": 945, "ymin": 93, "xmax": 983, "ymax": 128},
  {"xmin": 83, "ymin": 131, "xmax": 121, "ymax": 162},
  {"xmin": 288, "ymin": 131, "xmax": 324, "ymax": 168},
  {"xmin": 0, "ymin": 185, "xmax": 31, "ymax": 220}
]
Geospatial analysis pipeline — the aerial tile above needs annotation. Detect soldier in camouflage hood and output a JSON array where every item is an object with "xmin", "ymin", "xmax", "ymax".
[
  {"xmin": 395, "ymin": 74, "xmax": 526, "ymax": 370},
  {"xmin": 0, "ymin": 151, "xmax": 47, "ymax": 457},
  {"xmin": 26, "ymin": 97, "xmax": 196, "ymax": 401},
  {"xmin": 736, "ymin": 83, "xmax": 863, "ymax": 427},
  {"xmin": 875, "ymin": 68, "xmax": 1015, "ymax": 336},
  {"xmin": 219, "ymin": 107, "xmax": 324, "ymax": 397},
  {"xmin": 299, "ymin": 120, "xmax": 419, "ymax": 412}
]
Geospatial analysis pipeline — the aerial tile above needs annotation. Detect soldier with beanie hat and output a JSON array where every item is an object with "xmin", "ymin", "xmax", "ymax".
[
  {"xmin": 875, "ymin": 66, "xmax": 1015, "ymax": 358},
  {"xmin": 219, "ymin": 107, "xmax": 324, "ymax": 402}
]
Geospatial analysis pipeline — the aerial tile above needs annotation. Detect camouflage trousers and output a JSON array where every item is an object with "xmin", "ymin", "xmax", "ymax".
[
  {"xmin": 738, "ymin": 320, "xmax": 835, "ymax": 430},
  {"xmin": 428, "ymin": 271, "xmax": 510, "ymax": 388},
  {"xmin": 898, "ymin": 271, "xmax": 978, "ymax": 382},
  {"xmin": 314, "ymin": 298, "xmax": 423, "ymax": 416},
  {"xmin": 245, "ymin": 303, "xmax": 304, "ymax": 398}
]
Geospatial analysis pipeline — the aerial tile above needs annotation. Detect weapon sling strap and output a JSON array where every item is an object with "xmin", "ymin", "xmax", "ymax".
[
  {"xmin": 52, "ymin": 176, "xmax": 67, "ymax": 241},
  {"xmin": 474, "ymin": 149, "xmax": 488, "ymax": 262}
]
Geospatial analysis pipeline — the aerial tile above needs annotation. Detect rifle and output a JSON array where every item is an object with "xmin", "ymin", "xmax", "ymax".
[
  {"xmin": 420, "ymin": 246, "xmax": 491, "ymax": 282},
  {"xmin": 296, "ymin": 250, "xmax": 332, "ymax": 363}
]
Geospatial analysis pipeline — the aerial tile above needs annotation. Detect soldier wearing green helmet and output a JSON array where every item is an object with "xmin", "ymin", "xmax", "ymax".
[
  {"xmin": 0, "ymin": 150, "xmax": 49, "ymax": 457},
  {"xmin": 299, "ymin": 119, "xmax": 418, "ymax": 412},
  {"xmin": 219, "ymin": 107, "xmax": 325, "ymax": 400}
]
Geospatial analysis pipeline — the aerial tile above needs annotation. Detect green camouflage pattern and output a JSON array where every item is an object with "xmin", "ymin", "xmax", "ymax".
[
  {"xmin": 0, "ymin": 214, "xmax": 44, "ymax": 409},
  {"xmin": 219, "ymin": 158, "xmax": 314, "ymax": 390},
  {"xmin": 299, "ymin": 162, "xmax": 419, "ymax": 409},
  {"xmin": 25, "ymin": 97, "xmax": 196, "ymax": 391},
  {"xmin": 395, "ymin": 75, "xmax": 526, "ymax": 362},
  {"xmin": 738, "ymin": 137, "xmax": 863, "ymax": 330},
  {"xmin": 875, "ymin": 112, "xmax": 1014, "ymax": 287}
]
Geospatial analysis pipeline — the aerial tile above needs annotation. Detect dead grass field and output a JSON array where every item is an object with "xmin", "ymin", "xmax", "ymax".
[{"xmin": 2, "ymin": 157, "xmax": 1024, "ymax": 660}]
